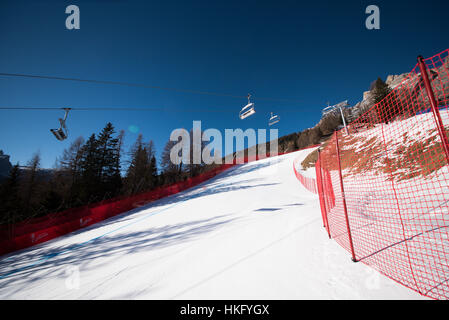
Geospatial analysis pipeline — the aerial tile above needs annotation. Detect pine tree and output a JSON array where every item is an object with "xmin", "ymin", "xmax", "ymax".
[
  {"xmin": 115, "ymin": 130, "xmax": 125, "ymax": 179},
  {"xmin": 125, "ymin": 134, "xmax": 144, "ymax": 194},
  {"xmin": 41, "ymin": 189, "xmax": 64, "ymax": 213},
  {"xmin": 58, "ymin": 136, "xmax": 84, "ymax": 176},
  {"xmin": 96, "ymin": 123, "xmax": 117, "ymax": 181},
  {"xmin": 77, "ymin": 124, "xmax": 123, "ymax": 202},
  {"xmin": 371, "ymin": 77, "xmax": 392, "ymax": 105},
  {"xmin": 103, "ymin": 127, "xmax": 123, "ymax": 197},
  {"xmin": 78, "ymin": 134, "xmax": 100, "ymax": 203},
  {"xmin": 144, "ymin": 140, "xmax": 157, "ymax": 190},
  {"xmin": 149, "ymin": 155, "xmax": 158, "ymax": 187},
  {"xmin": 56, "ymin": 136, "xmax": 85, "ymax": 205},
  {"xmin": 22, "ymin": 152, "xmax": 41, "ymax": 215},
  {"xmin": 124, "ymin": 136, "xmax": 158, "ymax": 195},
  {"xmin": 161, "ymin": 139, "xmax": 183, "ymax": 184},
  {"xmin": 371, "ymin": 77, "xmax": 401, "ymax": 123},
  {"xmin": 0, "ymin": 163, "xmax": 21, "ymax": 226}
]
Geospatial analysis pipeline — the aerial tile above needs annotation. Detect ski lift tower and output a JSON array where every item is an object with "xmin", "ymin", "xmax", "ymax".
[{"xmin": 322, "ymin": 100, "xmax": 349, "ymax": 135}]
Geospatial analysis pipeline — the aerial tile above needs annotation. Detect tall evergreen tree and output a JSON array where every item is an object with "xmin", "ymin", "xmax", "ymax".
[
  {"xmin": 161, "ymin": 139, "xmax": 183, "ymax": 184},
  {"xmin": 371, "ymin": 77, "xmax": 392, "ymax": 105},
  {"xmin": 22, "ymin": 152, "xmax": 41, "ymax": 215},
  {"xmin": 371, "ymin": 77, "xmax": 401, "ymax": 123},
  {"xmin": 149, "ymin": 155, "xmax": 158, "ymax": 187},
  {"xmin": 146, "ymin": 140, "xmax": 157, "ymax": 189},
  {"xmin": 77, "ymin": 124, "xmax": 123, "ymax": 202},
  {"xmin": 124, "ymin": 135, "xmax": 157, "ymax": 195},
  {"xmin": 96, "ymin": 123, "xmax": 118, "ymax": 180},
  {"xmin": 100, "ymin": 126, "xmax": 123, "ymax": 197},
  {"xmin": 0, "ymin": 163, "xmax": 21, "ymax": 226},
  {"xmin": 125, "ymin": 134, "xmax": 144, "ymax": 195},
  {"xmin": 115, "ymin": 130, "xmax": 125, "ymax": 178},
  {"xmin": 78, "ymin": 134, "xmax": 100, "ymax": 203},
  {"xmin": 56, "ymin": 136, "xmax": 85, "ymax": 205}
]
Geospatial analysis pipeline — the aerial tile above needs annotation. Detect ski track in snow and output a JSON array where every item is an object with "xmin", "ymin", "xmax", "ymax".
[{"xmin": 0, "ymin": 150, "xmax": 426, "ymax": 299}]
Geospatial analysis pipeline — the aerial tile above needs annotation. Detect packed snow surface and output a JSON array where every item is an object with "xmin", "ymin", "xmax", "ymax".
[{"xmin": 0, "ymin": 149, "xmax": 425, "ymax": 299}]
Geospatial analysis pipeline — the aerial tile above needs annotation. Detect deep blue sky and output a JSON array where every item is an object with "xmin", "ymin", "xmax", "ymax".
[{"xmin": 1, "ymin": 0, "xmax": 448, "ymax": 168}]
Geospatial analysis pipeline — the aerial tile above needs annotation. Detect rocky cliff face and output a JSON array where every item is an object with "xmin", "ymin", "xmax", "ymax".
[
  {"xmin": 347, "ymin": 54, "xmax": 449, "ymax": 124},
  {"xmin": 385, "ymin": 73, "xmax": 410, "ymax": 88}
]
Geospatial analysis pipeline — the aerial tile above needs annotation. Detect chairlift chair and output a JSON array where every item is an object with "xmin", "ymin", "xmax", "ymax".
[
  {"xmin": 322, "ymin": 105, "xmax": 336, "ymax": 116},
  {"xmin": 239, "ymin": 94, "xmax": 256, "ymax": 120},
  {"xmin": 322, "ymin": 100, "xmax": 350, "ymax": 135},
  {"xmin": 268, "ymin": 112, "xmax": 280, "ymax": 126},
  {"xmin": 50, "ymin": 108, "xmax": 71, "ymax": 141}
]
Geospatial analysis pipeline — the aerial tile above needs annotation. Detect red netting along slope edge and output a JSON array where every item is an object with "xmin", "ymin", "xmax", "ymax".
[{"xmin": 316, "ymin": 49, "xmax": 449, "ymax": 300}]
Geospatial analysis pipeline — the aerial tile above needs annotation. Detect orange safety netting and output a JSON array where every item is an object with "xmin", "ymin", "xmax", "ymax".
[
  {"xmin": 292, "ymin": 146, "xmax": 320, "ymax": 194},
  {"xmin": 316, "ymin": 49, "xmax": 449, "ymax": 300}
]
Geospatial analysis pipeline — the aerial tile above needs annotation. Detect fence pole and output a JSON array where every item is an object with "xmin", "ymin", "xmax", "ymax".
[
  {"xmin": 317, "ymin": 149, "xmax": 331, "ymax": 238},
  {"xmin": 335, "ymin": 131, "xmax": 357, "ymax": 262},
  {"xmin": 316, "ymin": 149, "xmax": 325, "ymax": 228},
  {"xmin": 417, "ymin": 55, "xmax": 449, "ymax": 164}
]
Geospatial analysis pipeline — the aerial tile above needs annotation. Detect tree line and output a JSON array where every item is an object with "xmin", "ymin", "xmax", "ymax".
[{"xmin": 0, "ymin": 123, "xmax": 214, "ymax": 225}]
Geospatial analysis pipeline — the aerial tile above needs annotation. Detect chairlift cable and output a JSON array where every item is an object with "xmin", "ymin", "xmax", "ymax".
[
  {"xmin": 0, "ymin": 72, "xmax": 302, "ymax": 103},
  {"xmin": 0, "ymin": 106, "xmax": 318, "ymax": 113},
  {"xmin": 0, "ymin": 106, "xmax": 231, "ymax": 112}
]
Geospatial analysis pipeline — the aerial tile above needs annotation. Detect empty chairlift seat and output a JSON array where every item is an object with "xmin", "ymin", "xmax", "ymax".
[
  {"xmin": 50, "ymin": 108, "xmax": 71, "ymax": 141},
  {"xmin": 268, "ymin": 112, "xmax": 280, "ymax": 126},
  {"xmin": 239, "ymin": 94, "xmax": 256, "ymax": 120}
]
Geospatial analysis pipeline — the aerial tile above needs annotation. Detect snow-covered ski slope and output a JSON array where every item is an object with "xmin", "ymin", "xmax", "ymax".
[{"xmin": 0, "ymin": 149, "xmax": 426, "ymax": 299}]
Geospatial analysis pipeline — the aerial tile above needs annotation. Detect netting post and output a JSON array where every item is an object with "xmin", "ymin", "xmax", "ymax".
[
  {"xmin": 335, "ymin": 131, "xmax": 357, "ymax": 262},
  {"xmin": 317, "ymin": 149, "xmax": 331, "ymax": 238},
  {"xmin": 317, "ymin": 149, "xmax": 325, "ymax": 228},
  {"xmin": 417, "ymin": 55, "xmax": 449, "ymax": 164}
]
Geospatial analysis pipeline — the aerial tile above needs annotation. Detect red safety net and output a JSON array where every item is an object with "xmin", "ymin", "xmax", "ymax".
[
  {"xmin": 0, "ymin": 163, "xmax": 234, "ymax": 256},
  {"xmin": 293, "ymin": 163, "xmax": 318, "ymax": 194},
  {"xmin": 316, "ymin": 49, "xmax": 449, "ymax": 300},
  {"xmin": 293, "ymin": 160, "xmax": 318, "ymax": 194}
]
